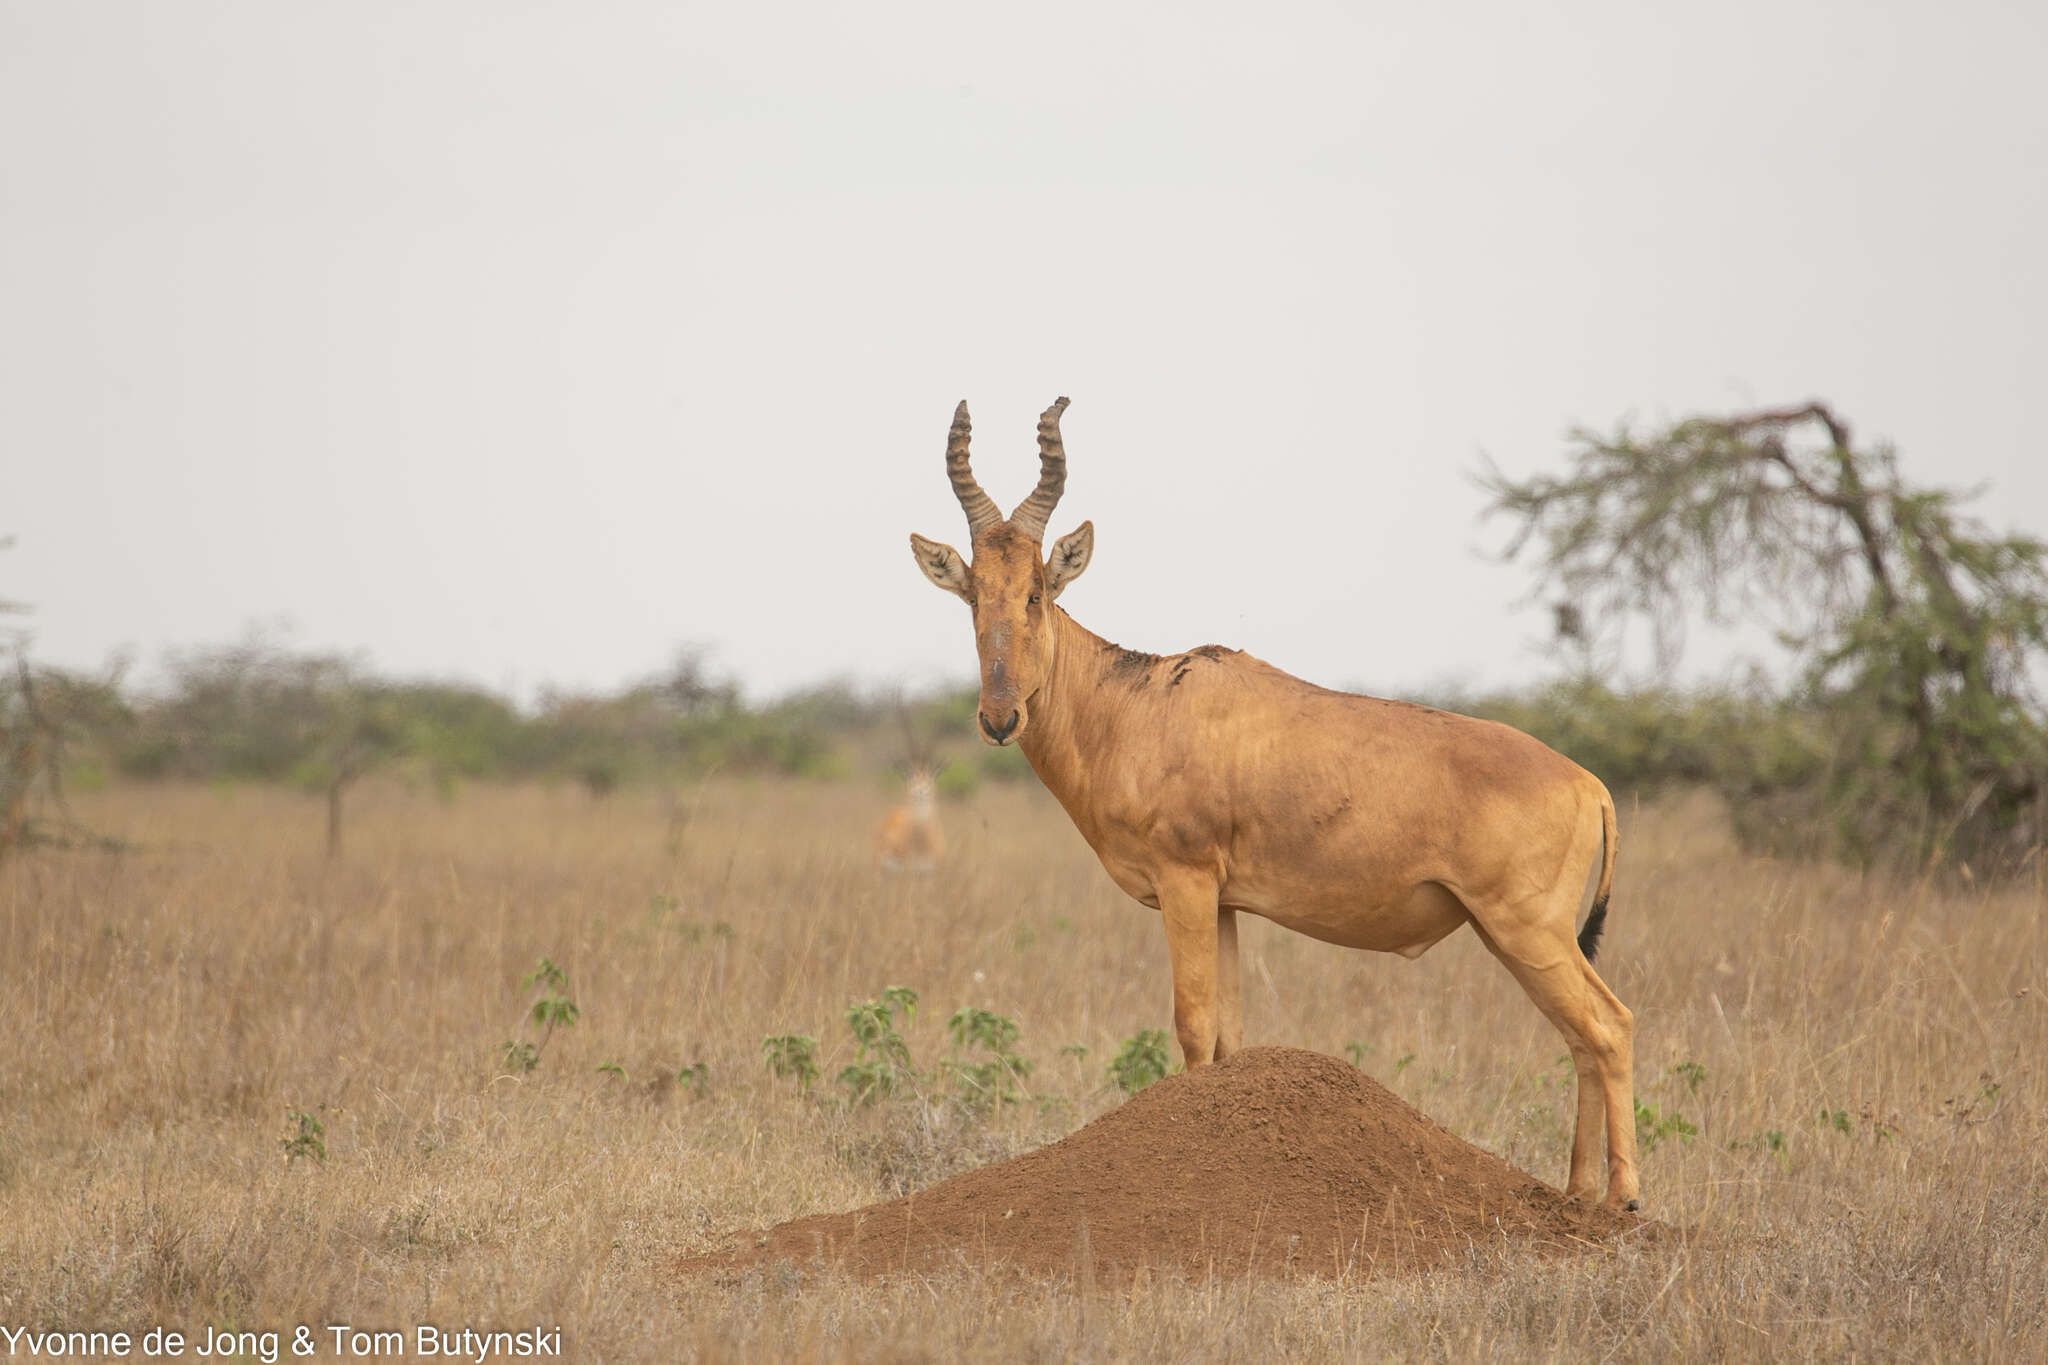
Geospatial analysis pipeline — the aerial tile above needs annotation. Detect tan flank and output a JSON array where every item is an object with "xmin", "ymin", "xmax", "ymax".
[
  {"xmin": 910, "ymin": 397, "xmax": 1640, "ymax": 1211},
  {"xmin": 875, "ymin": 766, "xmax": 944, "ymax": 873}
]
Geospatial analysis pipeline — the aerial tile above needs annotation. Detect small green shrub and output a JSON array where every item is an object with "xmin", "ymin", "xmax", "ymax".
[
  {"xmin": 1730, "ymin": 1128, "xmax": 1790, "ymax": 1169},
  {"xmin": 1635, "ymin": 1099, "xmax": 1698, "ymax": 1151},
  {"xmin": 500, "ymin": 957, "xmax": 579, "ymax": 1073},
  {"xmin": 280, "ymin": 1109, "xmax": 327, "ymax": 1165},
  {"xmin": 640, "ymin": 893, "xmax": 733, "ymax": 946},
  {"xmin": 943, "ymin": 1007, "xmax": 1032, "ymax": 1111},
  {"xmin": 761, "ymin": 1034, "xmax": 819, "ymax": 1091},
  {"xmin": 1107, "ymin": 1029, "xmax": 1172, "ymax": 1095},
  {"xmin": 837, "ymin": 986, "xmax": 920, "ymax": 1105}
]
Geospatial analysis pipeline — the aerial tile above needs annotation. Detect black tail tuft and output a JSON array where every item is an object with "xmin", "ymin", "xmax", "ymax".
[{"xmin": 1577, "ymin": 893, "xmax": 1609, "ymax": 963}]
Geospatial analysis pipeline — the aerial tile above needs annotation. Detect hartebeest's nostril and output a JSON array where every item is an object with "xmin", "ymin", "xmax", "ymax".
[{"xmin": 979, "ymin": 710, "xmax": 1021, "ymax": 744}]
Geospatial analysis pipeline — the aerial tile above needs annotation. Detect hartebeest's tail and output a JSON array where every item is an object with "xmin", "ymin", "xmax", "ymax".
[{"xmin": 1576, "ymin": 782, "xmax": 1619, "ymax": 963}]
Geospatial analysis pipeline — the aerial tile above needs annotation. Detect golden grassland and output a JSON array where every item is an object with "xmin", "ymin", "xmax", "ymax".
[{"xmin": 0, "ymin": 777, "xmax": 2042, "ymax": 1362}]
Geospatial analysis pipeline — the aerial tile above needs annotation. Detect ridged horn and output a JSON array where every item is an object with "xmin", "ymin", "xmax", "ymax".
[
  {"xmin": 1010, "ymin": 396, "xmax": 1070, "ymax": 542},
  {"xmin": 946, "ymin": 400, "xmax": 1002, "ymax": 537}
]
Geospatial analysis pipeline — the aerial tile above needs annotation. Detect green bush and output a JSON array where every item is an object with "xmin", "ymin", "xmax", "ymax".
[
  {"xmin": 1107, "ymin": 1029, "xmax": 1173, "ymax": 1095},
  {"xmin": 836, "ymin": 986, "xmax": 919, "ymax": 1105},
  {"xmin": 942, "ymin": 1007, "xmax": 1032, "ymax": 1110},
  {"xmin": 761, "ymin": 1034, "xmax": 820, "ymax": 1091}
]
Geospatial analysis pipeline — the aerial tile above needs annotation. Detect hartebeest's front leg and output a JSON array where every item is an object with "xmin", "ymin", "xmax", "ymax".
[
  {"xmin": 1215, "ymin": 907, "xmax": 1243, "ymax": 1059},
  {"xmin": 1155, "ymin": 870, "xmax": 1224, "ymax": 1067}
]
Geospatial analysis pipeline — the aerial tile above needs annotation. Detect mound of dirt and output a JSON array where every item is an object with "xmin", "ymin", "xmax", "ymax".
[{"xmin": 688, "ymin": 1047, "xmax": 1643, "ymax": 1281}]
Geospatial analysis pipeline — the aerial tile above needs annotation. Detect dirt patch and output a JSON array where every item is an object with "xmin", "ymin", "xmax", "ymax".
[{"xmin": 686, "ymin": 1047, "xmax": 1646, "ymax": 1282}]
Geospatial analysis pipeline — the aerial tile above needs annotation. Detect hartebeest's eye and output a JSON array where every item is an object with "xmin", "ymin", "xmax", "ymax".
[{"xmin": 1028, "ymin": 592, "xmax": 1042, "ymax": 606}]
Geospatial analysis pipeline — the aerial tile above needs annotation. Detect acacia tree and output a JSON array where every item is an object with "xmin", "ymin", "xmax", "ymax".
[
  {"xmin": 1, "ymin": 653, "xmax": 132, "ymax": 854},
  {"xmin": 0, "ymin": 547, "xmax": 129, "ymax": 858},
  {"xmin": 305, "ymin": 668, "xmax": 402, "ymax": 859},
  {"xmin": 1482, "ymin": 402, "xmax": 2048, "ymax": 872},
  {"xmin": 138, "ymin": 637, "xmax": 404, "ymax": 857}
]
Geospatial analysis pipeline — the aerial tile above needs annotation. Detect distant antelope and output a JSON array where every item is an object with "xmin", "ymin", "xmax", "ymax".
[
  {"xmin": 909, "ymin": 398, "xmax": 1640, "ymax": 1211},
  {"xmin": 875, "ymin": 765, "xmax": 944, "ymax": 873}
]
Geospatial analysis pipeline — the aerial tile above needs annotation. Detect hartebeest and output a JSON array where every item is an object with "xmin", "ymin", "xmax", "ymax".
[{"xmin": 909, "ymin": 398, "xmax": 1640, "ymax": 1211}]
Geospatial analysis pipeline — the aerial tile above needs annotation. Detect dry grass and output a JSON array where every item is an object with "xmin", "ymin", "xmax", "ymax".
[{"xmin": 1, "ymin": 777, "xmax": 2042, "ymax": 1362}]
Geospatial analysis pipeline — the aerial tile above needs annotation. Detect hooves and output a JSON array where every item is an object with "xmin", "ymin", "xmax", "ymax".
[{"xmin": 1566, "ymin": 1190, "xmax": 1643, "ymax": 1215}]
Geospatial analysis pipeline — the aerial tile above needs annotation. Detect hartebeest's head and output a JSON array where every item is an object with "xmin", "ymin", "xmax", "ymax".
[{"xmin": 910, "ymin": 398, "xmax": 1093, "ymax": 746}]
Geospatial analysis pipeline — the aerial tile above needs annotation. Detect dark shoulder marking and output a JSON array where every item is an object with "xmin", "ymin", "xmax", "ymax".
[
  {"xmin": 1168, "ymin": 643, "xmax": 1240, "ymax": 686},
  {"xmin": 1101, "ymin": 640, "xmax": 1159, "ymax": 688}
]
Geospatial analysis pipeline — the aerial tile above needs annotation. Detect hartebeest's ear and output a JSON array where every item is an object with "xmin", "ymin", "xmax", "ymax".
[
  {"xmin": 910, "ymin": 533, "xmax": 972, "ymax": 602},
  {"xmin": 1045, "ymin": 520, "xmax": 1093, "ymax": 601}
]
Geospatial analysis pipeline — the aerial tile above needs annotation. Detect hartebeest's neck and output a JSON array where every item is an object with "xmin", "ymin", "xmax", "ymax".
[{"xmin": 1015, "ymin": 608, "xmax": 1135, "ymax": 821}]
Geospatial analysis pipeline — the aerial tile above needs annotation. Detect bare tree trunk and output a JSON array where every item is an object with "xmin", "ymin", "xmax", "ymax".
[
  {"xmin": 0, "ymin": 736, "xmax": 36, "ymax": 863},
  {"xmin": 4, "ymin": 653, "xmax": 51, "ymax": 861},
  {"xmin": 1743, "ymin": 404, "xmax": 1951, "ymax": 815}
]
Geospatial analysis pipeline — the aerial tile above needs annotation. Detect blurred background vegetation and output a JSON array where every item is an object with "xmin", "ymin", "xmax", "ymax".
[
  {"xmin": 0, "ymin": 628, "xmax": 1043, "ymax": 859},
  {"xmin": 4, "ymin": 402, "xmax": 2043, "ymax": 877}
]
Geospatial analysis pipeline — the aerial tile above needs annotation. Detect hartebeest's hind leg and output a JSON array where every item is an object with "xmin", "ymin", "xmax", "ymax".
[
  {"xmin": 1470, "ymin": 906, "xmax": 1640, "ymax": 1211},
  {"xmin": 1156, "ymin": 870, "xmax": 1225, "ymax": 1067}
]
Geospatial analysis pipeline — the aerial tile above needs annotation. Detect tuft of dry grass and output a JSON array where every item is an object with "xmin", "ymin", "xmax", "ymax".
[{"xmin": 1, "ymin": 778, "xmax": 2042, "ymax": 1361}]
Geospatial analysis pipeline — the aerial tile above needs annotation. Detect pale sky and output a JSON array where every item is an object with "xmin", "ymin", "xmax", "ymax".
[{"xmin": 5, "ymin": 2, "xmax": 2044, "ymax": 702}]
